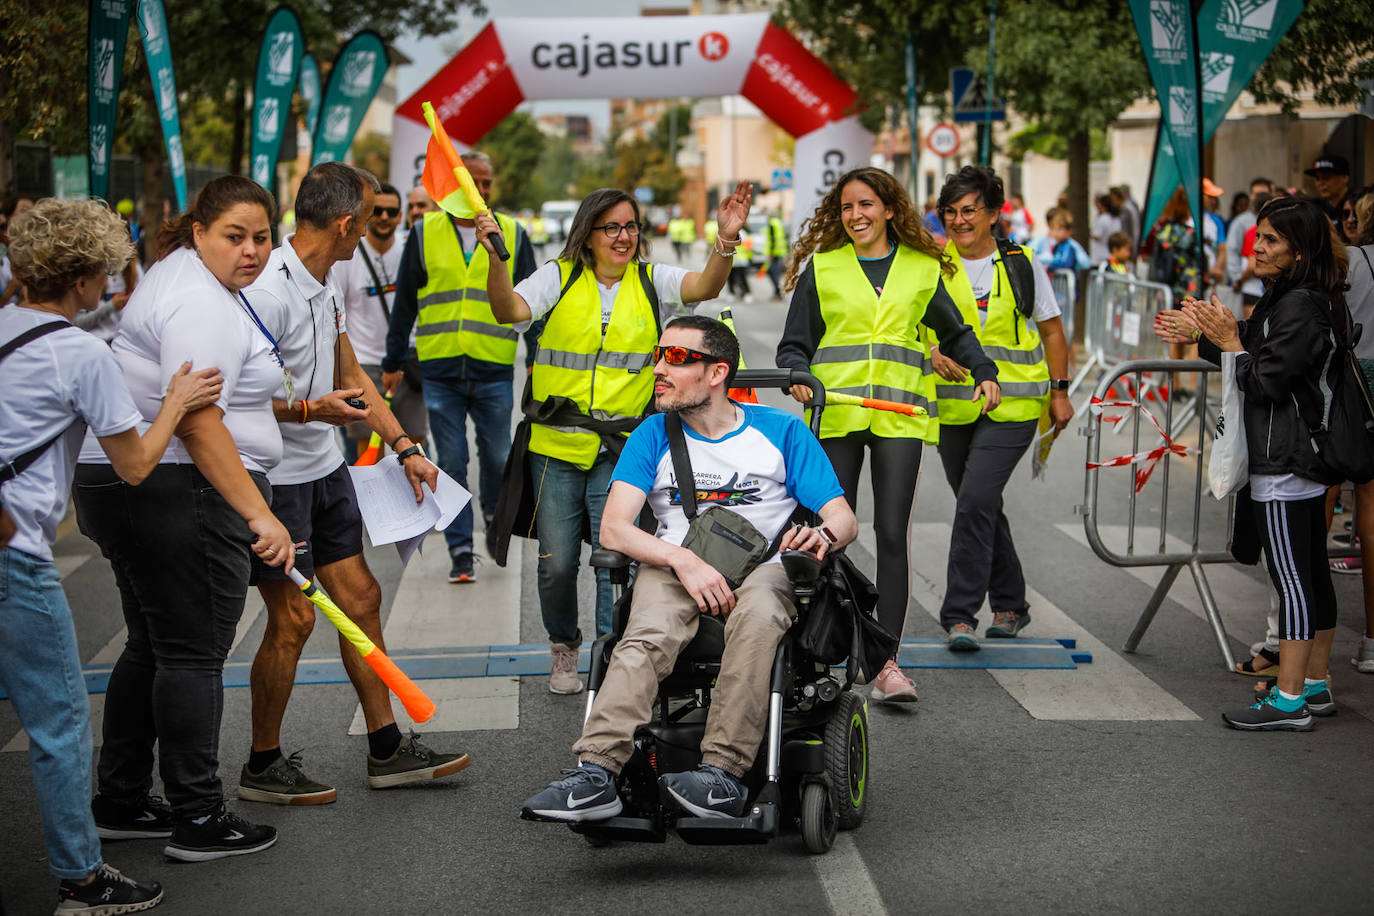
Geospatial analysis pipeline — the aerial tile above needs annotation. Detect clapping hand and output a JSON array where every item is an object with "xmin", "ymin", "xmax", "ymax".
[
  {"xmin": 1153, "ymin": 309, "xmax": 1200, "ymax": 345},
  {"xmin": 1181, "ymin": 295, "xmax": 1242, "ymax": 351}
]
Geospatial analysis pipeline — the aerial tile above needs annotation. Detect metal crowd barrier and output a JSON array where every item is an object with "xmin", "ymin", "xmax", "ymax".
[
  {"xmin": 1049, "ymin": 268, "xmax": 1077, "ymax": 343},
  {"xmin": 1078, "ymin": 358, "xmax": 1239, "ymax": 670},
  {"xmin": 1070, "ymin": 271, "xmax": 1174, "ymax": 414}
]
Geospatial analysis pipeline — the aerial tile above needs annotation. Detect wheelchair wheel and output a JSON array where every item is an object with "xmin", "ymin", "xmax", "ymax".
[
  {"xmin": 824, "ymin": 690, "xmax": 869, "ymax": 830},
  {"xmin": 800, "ymin": 781, "xmax": 837, "ymax": 854}
]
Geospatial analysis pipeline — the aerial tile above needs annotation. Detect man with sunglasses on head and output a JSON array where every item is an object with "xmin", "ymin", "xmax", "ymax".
[
  {"xmin": 520, "ymin": 315, "xmax": 857, "ymax": 822},
  {"xmin": 383, "ymin": 151, "xmax": 537, "ymax": 583},
  {"xmin": 338, "ymin": 182, "xmax": 428, "ymax": 459}
]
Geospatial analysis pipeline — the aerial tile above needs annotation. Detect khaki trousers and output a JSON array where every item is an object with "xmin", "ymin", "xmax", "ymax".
[{"xmin": 572, "ymin": 563, "xmax": 794, "ymax": 778}]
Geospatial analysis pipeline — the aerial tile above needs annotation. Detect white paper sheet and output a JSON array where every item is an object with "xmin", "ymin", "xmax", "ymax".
[
  {"xmin": 348, "ymin": 459, "xmax": 471, "ymax": 564},
  {"xmin": 1120, "ymin": 311, "xmax": 1141, "ymax": 347}
]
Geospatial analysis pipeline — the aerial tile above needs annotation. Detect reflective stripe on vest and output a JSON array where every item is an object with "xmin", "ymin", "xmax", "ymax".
[
  {"xmin": 934, "ymin": 240, "xmax": 1050, "ymax": 425},
  {"xmin": 528, "ymin": 259, "xmax": 659, "ymax": 469},
  {"xmin": 415, "ymin": 210, "xmax": 520, "ymax": 364},
  {"xmin": 810, "ymin": 244, "xmax": 941, "ymax": 441}
]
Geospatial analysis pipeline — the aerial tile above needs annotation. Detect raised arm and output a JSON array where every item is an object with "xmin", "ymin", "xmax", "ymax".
[
  {"xmin": 680, "ymin": 180, "xmax": 753, "ymax": 304},
  {"xmin": 476, "ymin": 213, "xmax": 533, "ymax": 324}
]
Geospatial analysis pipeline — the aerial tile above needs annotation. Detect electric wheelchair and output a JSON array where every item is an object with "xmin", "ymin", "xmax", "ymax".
[{"xmin": 566, "ymin": 369, "xmax": 871, "ymax": 855}]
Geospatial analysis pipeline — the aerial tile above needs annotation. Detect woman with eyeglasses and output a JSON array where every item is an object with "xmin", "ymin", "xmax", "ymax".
[
  {"xmin": 776, "ymin": 166, "xmax": 999, "ymax": 703},
  {"xmin": 482, "ymin": 182, "xmax": 752, "ymax": 694},
  {"xmin": 928, "ymin": 165, "xmax": 1071, "ymax": 654}
]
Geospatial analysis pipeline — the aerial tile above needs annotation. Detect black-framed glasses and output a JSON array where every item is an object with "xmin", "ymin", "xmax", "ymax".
[
  {"xmin": 941, "ymin": 206, "xmax": 990, "ymax": 222},
  {"xmin": 373, "ymin": 206, "xmax": 401, "ymax": 218},
  {"xmin": 653, "ymin": 345, "xmax": 723, "ymax": 366},
  {"xmin": 591, "ymin": 221, "xmax": 641, "ymax": 238}
]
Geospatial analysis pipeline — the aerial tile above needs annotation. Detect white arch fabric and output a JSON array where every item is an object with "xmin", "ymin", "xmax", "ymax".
[{"xmin": 390, "ymin": 14, "xmax": 874, "ymax": 233}]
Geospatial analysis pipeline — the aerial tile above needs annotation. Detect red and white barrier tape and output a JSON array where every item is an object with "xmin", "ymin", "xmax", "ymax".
[{"xmin": 1085, "ymin": 397, "xmax": 1194, "ymax": 493}]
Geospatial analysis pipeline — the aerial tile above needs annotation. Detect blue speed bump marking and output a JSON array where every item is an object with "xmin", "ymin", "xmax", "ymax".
[{"xmin": 0, "ymin": 640, "xmax": 1084, "ymax": 699}]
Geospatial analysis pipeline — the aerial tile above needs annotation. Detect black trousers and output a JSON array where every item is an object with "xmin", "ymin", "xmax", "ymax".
[
  {"xmin": 821, "ymin": 431, "xmax": 923, "ymax": 645},
  {"xmin": 74, "ymin": 463, "xmax": 266, "ymax": 819},
  {"xmin": 1253, "ymin": 494, "xmax": 1337, "ymax": 640},
  {"xmin": 936, "ymin": 416, "xmax": 1038, "ymax": 630}
]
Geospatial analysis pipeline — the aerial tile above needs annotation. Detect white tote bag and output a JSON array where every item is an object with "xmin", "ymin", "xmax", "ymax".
[{"xmin": 1208, "ymin": 350, "xmax": 1248, "ymax": 499}]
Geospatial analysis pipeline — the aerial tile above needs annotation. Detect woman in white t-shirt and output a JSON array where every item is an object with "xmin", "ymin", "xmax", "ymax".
[
  {"xmin": 0, "ymin": 199, "xmax": 223, "ymax": 908},
  {"xmin": 478, "ymin": 182, "xmax": 752, "ymax": 690},
  {"xmin": 71, "ymin": 176, "xmax": 292, "ymax": 862}
]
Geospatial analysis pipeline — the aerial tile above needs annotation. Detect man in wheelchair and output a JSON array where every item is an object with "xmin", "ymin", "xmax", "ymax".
[{"xmin": 521, "ymin": 315, "xmax": 856, "ymax": 822}]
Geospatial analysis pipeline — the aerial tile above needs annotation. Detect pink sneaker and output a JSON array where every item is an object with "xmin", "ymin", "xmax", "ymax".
[{"xmin": 871, "ymin": 659, "xmax": 918, "ymax": 703}]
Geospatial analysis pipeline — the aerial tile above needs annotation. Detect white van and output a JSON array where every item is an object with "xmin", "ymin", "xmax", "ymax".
[{"xmin": 540, "ymin": 200, "xmax": 579, "ymax": 243}]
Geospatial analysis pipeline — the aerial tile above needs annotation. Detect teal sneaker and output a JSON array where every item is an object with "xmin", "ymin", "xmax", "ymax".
[
  {"xmin": 1222, "ymin": 690, "xmax": 1313, "ymax": 731},
  {"xmin": 1304, "ymin": 682, "xmax": 1336, "ymax": 717},
  {"xmin": 986, "ymin": 611, "xmax": 1031, "ymax": 638},
  {"xmin": 947, "ymin": 622, "xmax": 981, "ymax": 652}
]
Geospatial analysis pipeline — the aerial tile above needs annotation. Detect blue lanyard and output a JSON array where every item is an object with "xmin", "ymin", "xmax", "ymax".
[{"xmin": 236, "ymin": 292, "xmax": 285, "ymax": 368}]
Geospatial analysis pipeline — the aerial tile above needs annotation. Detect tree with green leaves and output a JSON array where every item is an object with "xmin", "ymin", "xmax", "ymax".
[{"xmin": 476, "ymin": 111, "xmax": 548, "ymax": 213}]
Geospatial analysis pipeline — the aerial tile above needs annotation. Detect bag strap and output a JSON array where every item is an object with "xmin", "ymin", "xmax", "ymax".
[
  {"xmin": 664, "ymin": 411, "xmax": 698, "ymax": 520},
  {"xmin": 357, "ymin": 243, "xmax": 391, "ymax": 322},
  {"xmin": 0, "ymin": 321, "xmax": 76, "ymax": 485},
  {"xmin": 638, "ymin": 261, "xmax": 662, "ymax": 337},
  {"xmin": 995, "ymin": 237, "xmax": 1035, "ymax": 319}
]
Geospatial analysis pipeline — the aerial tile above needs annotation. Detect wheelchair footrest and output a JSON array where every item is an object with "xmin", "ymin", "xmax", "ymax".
[
  {"xmin": 569, "ymin": 816, "xmax": 667, "ymax": 844},
  {"xmin": 675, "ymin": 801, "xmax": 778, "ymax": 845}
]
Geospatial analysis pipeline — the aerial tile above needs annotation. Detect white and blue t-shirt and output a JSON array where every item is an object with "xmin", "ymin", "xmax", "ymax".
[{"xmin": 611, "ymin": 402, "xmax": 844, "ymax": 562}]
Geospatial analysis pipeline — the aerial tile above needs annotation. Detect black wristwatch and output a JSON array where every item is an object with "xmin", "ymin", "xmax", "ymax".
[
  {"xmin": 1048, "ymin": 379, "xmax": 1071, "ymax": 391},
  {"xmin": 395, "ymin": 444, "xmax": 426, "ymax": 464}
]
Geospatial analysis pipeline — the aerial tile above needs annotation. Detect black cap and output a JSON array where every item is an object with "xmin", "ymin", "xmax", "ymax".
[{"xmin": 1304, "ymin": 154, "xmax": 1350, "ymax": 177}]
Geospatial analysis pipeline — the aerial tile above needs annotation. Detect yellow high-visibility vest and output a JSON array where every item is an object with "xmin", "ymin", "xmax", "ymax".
[
  {"xmin": 810, "ymin": 244, "xmax": 941, "ymax": 441},
  {"xmin": 416, "ymin": 210, "xmax": 520, "ymax": 364},
  {"xmin": 528, "ymin": 259, "xmax": 659, "ymax": 468},
  {"xmin": 933, "ymin": 240, "xmax": 1049, "ymax": 424}
]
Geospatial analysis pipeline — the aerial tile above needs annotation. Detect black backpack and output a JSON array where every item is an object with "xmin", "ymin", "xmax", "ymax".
[{"xmin": 1312, "ymin": 295, "xmax": 1374, "ymax": 484}]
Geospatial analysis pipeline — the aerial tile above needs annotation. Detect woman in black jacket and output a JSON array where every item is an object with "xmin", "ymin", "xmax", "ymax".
[{"xmin": 1156, "ymin": 196, "xmax": 1348, "ymax": 731}]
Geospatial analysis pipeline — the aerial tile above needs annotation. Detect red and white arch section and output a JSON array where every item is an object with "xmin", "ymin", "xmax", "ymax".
[{"xmin": 391, "ymin": 14, "xmax": 874, "ymax": 230}]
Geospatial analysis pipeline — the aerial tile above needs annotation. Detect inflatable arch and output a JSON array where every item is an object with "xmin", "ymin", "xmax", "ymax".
[{"xmin": 390, "ymin": 13, "xmax": 874, "ymax": 232}]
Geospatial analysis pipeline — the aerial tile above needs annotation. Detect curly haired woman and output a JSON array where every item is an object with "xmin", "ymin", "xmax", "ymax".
[{"xmin": 776, "ymin": 167, "xmax": 999, "ymax": 703}]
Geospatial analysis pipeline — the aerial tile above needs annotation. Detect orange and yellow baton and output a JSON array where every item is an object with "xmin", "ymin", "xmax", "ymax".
[
  {"xmin": 287, "ymin": 568, "xmax": 436, "ymax": 723},
  {"xmin": 419, "ymin": 101, "xmax": 509, "ymax": 261},
  {"xmin": 825, "ymin": 391, "xmax": 928, "ymax": 417}
]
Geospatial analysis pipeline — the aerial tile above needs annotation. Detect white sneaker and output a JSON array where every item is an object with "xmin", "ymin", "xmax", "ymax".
[
  {"xmin": 549, "ymin": 642, "xmax": 585, "ymax": 694},
  {"xmin": 1352, "ymin": 639, "xmax": 1374, "ymax": 674}
]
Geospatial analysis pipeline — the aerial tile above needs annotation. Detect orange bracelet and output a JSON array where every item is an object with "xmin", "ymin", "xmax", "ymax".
[{"xmin": 299, "ymin": 400, "xmax": 309, "ymax": 423}]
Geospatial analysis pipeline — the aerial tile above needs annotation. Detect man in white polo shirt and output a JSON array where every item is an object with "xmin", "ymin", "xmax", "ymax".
[{"xmin": 239, "ymin": 162, "xmax": 469, "ymax": 804}]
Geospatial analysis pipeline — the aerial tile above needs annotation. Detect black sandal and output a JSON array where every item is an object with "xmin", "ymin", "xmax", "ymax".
[{"xmin": 1235, "ymin": 648, "xmax": 1279, "ymax": 676}]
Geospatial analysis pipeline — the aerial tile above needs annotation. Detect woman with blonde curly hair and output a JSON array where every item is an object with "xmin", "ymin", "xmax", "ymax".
[
  {"xmin": 776, "ymin": 166, "xmax": 999, "ymax": 703},
  {"xmin": 0, "ymin": 198, "xmax": 224, "ymax": 911}
]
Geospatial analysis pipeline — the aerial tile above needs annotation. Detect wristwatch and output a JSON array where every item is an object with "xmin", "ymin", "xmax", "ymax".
[
  {"xmin": 1048, "ymin": 379, "xmax": 1071, "ymax": 391},
  {"xmin": 395, "ymin": 443, "xmax": 426, "ymax": 463}
]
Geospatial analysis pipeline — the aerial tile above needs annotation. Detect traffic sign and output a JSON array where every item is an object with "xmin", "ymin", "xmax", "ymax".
[
  {"xmin": 926, "ymin": 122, "xmax": 960, "ymax": 157},
  {"xmin": 770, "ymin": 167, "xmax": 793, "ymax": 190},
  {"xmin": 951, "ymin": 67, "xmax": 1006, "ymax": 122}
]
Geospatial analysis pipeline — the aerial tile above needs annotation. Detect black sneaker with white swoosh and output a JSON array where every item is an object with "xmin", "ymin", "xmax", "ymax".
[
  {"xmin": 520, "ymin": 763, "xmax": 623, "ymax": 822},
  {"xmin": 163, "ymin": 806, "xmax": 277, "ymax": 862}
]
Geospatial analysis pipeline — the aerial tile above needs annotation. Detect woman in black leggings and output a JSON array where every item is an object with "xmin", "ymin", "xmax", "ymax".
[
  {"xmin": 776, "ymin": 167, "xmax": 998, "ymax": 704},
  {"xmin": 1156, "ymin": 195, "xmax": 1346, "ymax": 730}
]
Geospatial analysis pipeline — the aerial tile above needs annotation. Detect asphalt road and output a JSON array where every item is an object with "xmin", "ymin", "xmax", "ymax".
[{"xmin": 4, "ymin": 244, "xmax": 1372, "ymax": 915}]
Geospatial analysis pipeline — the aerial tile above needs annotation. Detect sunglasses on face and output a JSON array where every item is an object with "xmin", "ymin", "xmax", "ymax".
[
  {"xmin": 653, "ymin": 345, "xmax": 723, "ymax": 367},
  {"xmin": 591, "ymin": 221, "xmax": 641, "ymax": 238},
  {"xmin": 373, "ymin": 206, "xmax": 401, "ymax": 218}
]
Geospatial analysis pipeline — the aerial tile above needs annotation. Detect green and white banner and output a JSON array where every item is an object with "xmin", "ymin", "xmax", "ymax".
[
  {"xmin": 1130, "ymin": 0, "xmax": 1203, "ymax": 239},
  {"xmin": 88, "ymin": 0, "xmax": 134, "ymax": 202},
  {"xmin": 1143, "ymin": 0, "xmax": 1305, "ymax": 230},
  {"xmin": 299, "ymin": 53, "xmax": 322, "ymax": 140},
  {"xmin": 311, "ymin": 31, "xmax": 388, "ymax": 166},
  {"xmin": 137, "ymin": 0, "xmax": 186, "ymax": 210},
  {"xmin": 249, "ymin": 5, "xmax": 304, "ymax": 192}
]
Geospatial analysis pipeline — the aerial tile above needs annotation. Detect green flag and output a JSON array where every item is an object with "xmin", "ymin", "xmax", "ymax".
[
  {"xmin": 299, "ymin": 53, "xmax": 322, "ymax": 140},
  {"xmin": 88, "ymin": 0, "xmax": 134, "ymax": 202},
  {"xmin": 249, "ymin": 6, "xmax": 304, "ymax": 193},
  {"xmin": 311, "ymin": 31, "xmax": 388, "ymax": 166},
  {"xmin": 137, "ymin": 0, "xmax": 186, "ymax": 210},
  {"xmin": 1142, "ymin": 0, "xmax": 1305, "ymax": 232}
]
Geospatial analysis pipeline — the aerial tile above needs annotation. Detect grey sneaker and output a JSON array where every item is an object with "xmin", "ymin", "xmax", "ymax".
[
  {"xmin": 661, "ymin": 764, "xmax": 748, "ymax": 819},
  {"xmin": 237, "ymin": 751, "xmax": 336, "ymax": 805},
  {"xmin": 367, "ymin": 733, "xmax": 471, "ymax": 789},
  {"xmin": 1221, "ymin": 690, "xmax": 1313, "ymax": 731},
  {"xmin": 1352, "ymin": 640, "xmax": 1374, "ymax": 674},
  {"xmin": 947, "ymin": 622, "xmax": 981, "ymax": 652},
  {"xmin": 1304, "ymin": 682, "xmax": 1337, "ymax": 717},
  {"xmin": 986, "ymin": 610, "xmax": 1031, "ymax": 638},
  {"xmin": 521, "ymin": 763, "xmax": 623, "ymax": 822},
  {"xmin": 549, "ymin": 642, "xmax": 585, "ymax": 695}
]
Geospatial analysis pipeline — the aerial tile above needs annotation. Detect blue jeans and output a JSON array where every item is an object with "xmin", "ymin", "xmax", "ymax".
[
  {"xmin": 0, "ymin": 547, "xmax": 103, "ymax": 879},
  {"xmin": 423, "ymin": 375, "xmax": 514, "ymax": 557},
  {"xmin": 532, "ymin": 451, "xmax": 617, "ymax": 642}
]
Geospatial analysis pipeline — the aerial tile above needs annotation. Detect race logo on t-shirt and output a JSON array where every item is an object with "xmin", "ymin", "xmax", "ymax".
[{"xmin": 668, "ymin": 471, "xmax": 763, "ymax": 508}]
